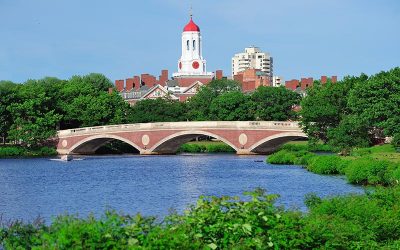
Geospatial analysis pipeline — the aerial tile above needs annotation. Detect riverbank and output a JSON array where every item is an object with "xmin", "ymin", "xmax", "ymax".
[
  {"xmin": 1, "ymin": 186, "xmax": 399, "ymax": 249},
  {"xmin": 267, "ymin": 142, "xmax": 400, "ymax": 186},
  {"xmin": 0, "ymin": 146, "xmax": 57, "ymax": 158}
]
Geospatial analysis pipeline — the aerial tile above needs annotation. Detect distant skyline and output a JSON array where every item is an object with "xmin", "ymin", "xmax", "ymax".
[{"xmin": 1, "ymin": 0, "xmax": 399, "ymax": 83}]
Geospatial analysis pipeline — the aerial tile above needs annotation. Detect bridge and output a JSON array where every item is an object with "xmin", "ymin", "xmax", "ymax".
[{"xmin": 56, "ymin": 121, "xmax": 307, "ymax": 155}]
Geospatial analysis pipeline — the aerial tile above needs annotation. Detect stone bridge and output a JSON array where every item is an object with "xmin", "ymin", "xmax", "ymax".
[{"xmin": 56, "ymin": 121, "xmax": 307, "ymax": 155}]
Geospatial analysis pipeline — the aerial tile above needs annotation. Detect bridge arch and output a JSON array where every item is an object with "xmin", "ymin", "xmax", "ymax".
[
  {"xmin": 148, "ymin": 130, "xmax": 239, "ymax": 154},
  {"xmin": 69, "ymin": 134, "xmax": 142, "ymax": 155},
  {"xmin": 248, "ymin": 132, "xmax": 307, "ymax": 154}
]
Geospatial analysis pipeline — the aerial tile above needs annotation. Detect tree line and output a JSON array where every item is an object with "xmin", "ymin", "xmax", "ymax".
[
  {"xmin": 1, "ymin": 67, "xmax": 398, "ymax": 151},
  {"xmin": 300, "ymin": 67, "xmax": 400, "ymax": 153},
  {"xmin": 0, "ymin": 76, "xmax": 300, "ymax": 147}
]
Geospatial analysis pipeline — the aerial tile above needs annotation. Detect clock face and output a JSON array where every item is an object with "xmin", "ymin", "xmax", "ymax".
[
  {"xmin": 192, "ymin": 61, "xmax": 199, "ymax": 69},
  {"xmin": 179, "ymin": 62, "xmax": 182, "ymax": 69}
]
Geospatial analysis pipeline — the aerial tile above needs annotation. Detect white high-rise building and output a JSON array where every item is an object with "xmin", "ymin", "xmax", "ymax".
[
  {"xmin": 173, "ymin": 15, "xmax": 214, "ymax": 78},
  {"xmin": 232, "ymin": 46, "xmax": 273, "ymax": 77}
]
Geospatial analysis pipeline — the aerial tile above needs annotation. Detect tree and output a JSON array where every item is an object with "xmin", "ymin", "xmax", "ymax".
[
  {"xmin": 251, "ymin": 86, "xmax": 301, "ymax": 121},
  {"xmin": 58, "ymin": 74, "xmax": 127, "ymax": 129},
  {"xmin": 327, "ymin": 115, "xmax": 371, "ymax": 155},
  {"xmin": 186, "ymin": 79, "xmax": 241, "ymax": 121},
  {"xmin": 347, "ymin": 67, "xmax": 400, "ymax": 139},
  {"xmin": 299, "ymin": 75, "xmax": 366, "ymax": 143},
  {"xmin": 7, "ymin": 82, "xmax": 62, "ymax": 147},
  {"xmin": 63, "ymin": 92, "xmax": 131, "ymax": 128},
  {"xmin": 209, "ymin": 91, "xmax": 255, "ymax": 121},
  {"xmin": 128, "ymin": 98, "xmax": 187, "ymax": 123},
  {"xmin": 0, "ymin": 81, "xmax": 18, "ymax": 144}
]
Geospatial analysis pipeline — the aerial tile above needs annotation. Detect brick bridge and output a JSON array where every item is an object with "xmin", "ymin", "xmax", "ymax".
[{"xmin": 56, "ymin": 121, "xmax": 307, "ymax": 155}]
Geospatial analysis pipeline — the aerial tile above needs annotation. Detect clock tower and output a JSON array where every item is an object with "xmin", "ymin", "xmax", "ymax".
[{"xmin": 173, "ymin": 14, "xmax": 213, "ymax": 78}]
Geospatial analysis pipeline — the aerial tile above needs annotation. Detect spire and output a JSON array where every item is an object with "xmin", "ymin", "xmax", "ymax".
[{"xmin": 189, "ymin": 4, "xmax": 193, "ymax": 19}]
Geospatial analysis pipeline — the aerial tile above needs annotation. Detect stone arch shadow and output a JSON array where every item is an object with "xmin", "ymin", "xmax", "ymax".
[
  {"xmin": 148, "ymin": 130, "xmax": 239, "ymax": 154},
  {"xmin": 249, "ymin": 132, "xmax": 307, "ymax": 154},
  {"xmin": 69, "ymin": 134, "xmax": 142, "ymax": 155}
]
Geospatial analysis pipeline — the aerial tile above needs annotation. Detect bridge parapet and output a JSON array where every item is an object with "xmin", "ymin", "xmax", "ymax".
[{"xmin": 58, "ymin": 121, "xmax": 302, "ymax": 137}]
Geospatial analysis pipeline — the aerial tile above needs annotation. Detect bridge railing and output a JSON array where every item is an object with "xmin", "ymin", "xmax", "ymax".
[{"xmin": 58, "ymin": 121, "xmax": 302, "ymax": 137}]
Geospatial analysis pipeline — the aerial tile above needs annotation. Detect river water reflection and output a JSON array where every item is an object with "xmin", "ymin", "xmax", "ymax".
[{"xmin": 0, "ymin": 154, "xmax": 364, "ymax": 222}]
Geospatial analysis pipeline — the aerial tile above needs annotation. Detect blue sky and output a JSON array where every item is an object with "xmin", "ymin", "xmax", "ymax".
[{"xmin": 0, "ymin": 0, "xmax": 399, "ymax": 83}]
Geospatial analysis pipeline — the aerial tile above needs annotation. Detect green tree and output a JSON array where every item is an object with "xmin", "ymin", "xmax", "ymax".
[
  {"xmin": 7, "ymin": 81, "xmax": 62, "ymax": 146},
  {"xmin": 63, "ymin": 92, "xmax": 131, "ymax": 128},
  {"xmin": 209, "ymin": 91, "xmax": 255, "ymax": 121},
  {"xmin": 347, "ymin": 67, "xmax": 400, "ymax": 138},
  {"xmin": 128, "ymin": 98, "xmax": 187, "ymax": 123},
  {"xmin": 251, "ymin": 86, "xmax": 301, "ymax": 121},
  {"xmin": 58, "ymin": 74, "xmax": 127, "ymax": 129},
  {"xmin": 299, "ymin": 76, "xmax": 366, "ymax": 143},
  {"xmin": 0, "ymin": 81, "xmax": 18, "ymax": 144},
  {"xmin": 327, "ymin": 115, "xmax": 371, "ymax": 155},
  {"xmin": 186, "ymin": 79, "xmax": 241, "ymax": 120}
]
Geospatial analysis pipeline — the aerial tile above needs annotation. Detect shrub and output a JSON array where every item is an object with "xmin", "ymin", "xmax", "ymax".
[
  {"xmin": 307, "ymin": 155, "xmax": 342, "ymax": 175},
  {"xmin": 267, "ymin": 149, "xmax": 297, "ymax": 164},
  {"xmin": 0, "ymin": 146, "xmax": 25, "ymax": 157},
  {"xmin": 345, "ymin": 158, "xmax": 394, "ymax": 185}
]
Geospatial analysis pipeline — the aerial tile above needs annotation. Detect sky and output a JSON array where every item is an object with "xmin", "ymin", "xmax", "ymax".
[{"xmin": 0, "ymin": 0, "xmax": 399, "ymax": 83}]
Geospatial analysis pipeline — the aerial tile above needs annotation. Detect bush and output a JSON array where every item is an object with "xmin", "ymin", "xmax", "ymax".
[
  {"xmin": 267, "ymin": 149, "xmax": 297, "ymax": 164},
  {"xmin": 0, "ymin": 146, "xmax": 57, "ymax": 158},
  {"xmin": 345, "ymin": 158, "xmax": 395, "ymax": 185},
  {"xmin": 0, "ymin": 146, "xmax": 25, "ymax": 157},
  {"xmin": 307, "ymin": 155, "xmax": 342, "ymax": 175},
  {"xmin": 2, "ymin": 187, "xmax": 400, "ymax": 249}
]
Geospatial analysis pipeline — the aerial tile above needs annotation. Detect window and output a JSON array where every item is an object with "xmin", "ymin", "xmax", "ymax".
[
  {"xmin": 193, "ymin": 40, "xmax": 196, "ymax": 50},
  {"xmin": 187, "ymin": 40, "xmax": 190, "ymax": 50}
]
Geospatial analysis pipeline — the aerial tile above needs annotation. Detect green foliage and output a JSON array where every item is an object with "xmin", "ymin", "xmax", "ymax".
[
  {"xmin": 128, "ymin": 98, "xmax": 187, "ymax": 123},
  {"xmin": 209, "ymin": 91, "xmax": 256, "ymax": 121},
  {"xmin": 0, "ymin": 81, "xmax": 18, "ymax": 143},
  {"xmin": 327, "ymin": 115, "xmax": 371, "ymax": 155},
  {"xmin": 0, "ymin": 146, "xmax": 57, "ymax": 158},
  {"xmin": 186, "ymin": 79, "xmax": 242, "ymax": 121},
  {"xmin": 300, "ymin": 78, "xmax": 359, "ymax": 143},
  {"xmin": 307, "ymin": 155, "xmax": 342, "ymax": 175},
  {"xmin": 345, "ymin": 158, "xmax": 399, "ymax": 185},
  {"xmin": 178, "ymin": 141, "xmax": 235, "ymax": 153},
  {"xmin": 348, "ymin": 68, "xmax": 400, "ymax": 138},
  {"xmin": 392, "ymin": 133, "xmax": 400, "ymax": 148},
  {"xmin": 267, "ymin": 149, "xmax": 315, "ymax": 165},
  {"xmin": 300, "ymin": 68, "xmax": 400, "ymax": 153},
  {"xmin": 252, "ymin": 86, "xmax": 301, "ymax": 121},
  {"xmin": 3, "ymin": 187, "xmax": 400, "ymax": 249}
]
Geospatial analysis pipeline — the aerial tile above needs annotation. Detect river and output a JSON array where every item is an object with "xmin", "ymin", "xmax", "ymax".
[{"xmin": 0, "ymin": 154, "xmax": 364, "ymax": 223}]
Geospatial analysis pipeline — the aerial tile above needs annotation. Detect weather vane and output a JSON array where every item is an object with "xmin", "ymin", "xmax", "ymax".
[{"xmin": 189, "ymin": 4, "xmax": 193, "ymax": 18}]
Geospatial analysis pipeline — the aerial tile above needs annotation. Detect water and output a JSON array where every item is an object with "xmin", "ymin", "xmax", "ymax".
[{"xmin": 0, "ymin": 154, "xmax": 364, "ymax": 223}]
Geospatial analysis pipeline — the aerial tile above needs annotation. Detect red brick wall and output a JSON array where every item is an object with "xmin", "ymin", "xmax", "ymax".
[
  {"xmin": 142, "ymin": 74, "xmax": 157, "ymax": 88},
  {"xmin": 285, "ymin": 80, "xmax": 299, "ymax": 90},
  {"xmin": 300, "ymin": 77, "xmax": 313, "ymax": 90},
  {"xmin": 321, "ymin": 76, "xmax": 327, "ymax": 84},
  {"xmin": 133, "ymin": 76, "xmax": 140, "ymax": 90},
  {"xmin": 158, "ymin": 70, "xmax": 168, "ymax": 86},
  {"xmin": 331, "ymin": 76, "xmax": 337, "ymax": 83},
  {"xmin": 115, "ymin": 80, "xmax": 124, "ymax": 92},
  {"xmin": 126, "ymin": 78, "xmax": 134, "ymax": 91},
  {"xmin": 215, "ymin": 70, "xmax": 223, "ymax": 80}
]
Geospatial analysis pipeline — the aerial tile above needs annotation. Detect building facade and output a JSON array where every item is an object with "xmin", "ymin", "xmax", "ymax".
[{"xmin": 232, "ymin": 46, "xmax": 273, "ymax": 77}]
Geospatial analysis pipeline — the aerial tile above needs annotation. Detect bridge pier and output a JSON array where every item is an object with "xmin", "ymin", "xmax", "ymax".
[{"xmin": 236, "ymin": 149, "xmax": 256, "ymax": 155}]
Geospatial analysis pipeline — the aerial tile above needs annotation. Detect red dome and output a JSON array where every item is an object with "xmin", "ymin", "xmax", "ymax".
[{"xmin": 183, "ymin": 18, "xmax": 200, "ymax": 32}]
